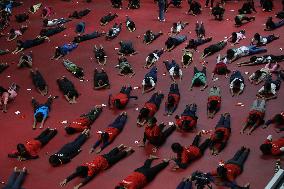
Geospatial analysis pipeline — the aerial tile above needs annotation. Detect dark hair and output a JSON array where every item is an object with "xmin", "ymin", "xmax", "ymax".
[
  {"xmin": 217, "ymin": 166, "xmax": 227, "ymax": 179},
  {"xmin": 254, "ymin": 33, "xmax": 260, "ymax": 42},
  {"xmin": 254, "ymin": 70, "xmax": 262, "ymax": 79},
  {"xmin": 49, "ymin": 155, "xmax": 61, "ymax": 167},
  {"xmin": 54, "ymin": 47, "xmax": 62, "ymax": 58},
  {"xmin": 209, "ymin": 100, "xmax": 219, "ymax": 111},
  {"xmin": 108, "ymin": 29, "xmax": 114, "ymax": 36},
  {"xmin": 174, "ymin": 66, "xmax": 180, "ymax": 76},
  {"xmin": 17, "ymin": 143, "xmax": 28, "ymax": 156},
  {"xmin": 266, "ymin": 17, "xmax": 274, "ymax": 29},
  {"xmin": 247, "ymin": 114, "xmax": 258, "ymax": 125},
  {"xmin": 260, "ymin": 143, "xmax": 272, "ymax": 154},
  {"xmin": 264, "ymin": 81, "xmax": 271, "ymax": 92},
  {"xmin": 182, "ymin": 120, "xmax": 191, "ymax": 130},
  {"xmin": 215, "ymin": 130, "xmax": 224, "ymax": 140},
  {"xmin": 43, "ymin": 19, "xmax": 48, "ymax": 25},
  {"xmin": 138, "ymin": 108, "xmax": 150, "ymax": 120},
  {"xmin": 114, "ymin": 99, "xmax": 122, "ymax": 109},
  {"xmin": 171, "ymin": 143, "xmax": 183, "ymax": 153},
  {"xmin": 75, "ymin": 68, "xmax": 84, "ymax": 79},
  {"xmin": 115, "ymin": 186, "xmax": 125, "ymax": 189},
  {"xmin": 173, "ymin": 22, "xmax": 177, "ymax": 29},
  {"xmin": 233, "ymin": 79, "xmax": 241, "ymax": 92},
  {"xmin": 144, "ymin": 77, "xmax": 151, "ymax": 86},
  {"xmin": 75, "ymin": 166, "xmax": 89, "ymax": 177},
  {"xmin": 235, "ymin": 16, "xmax": 242, "ymax": 25},
  {"xmin": 67, "ymin": 90, "xmax": 79, "ymax": 99},
  {"xmin": 127, "ymin": 21, "xmax": 135, "ymax": 31},
  {"xmin": 101, "ymin": 132, "xmax": 109, "ymax": 142},
  {"xmin": 216, "ymin": 66, "xmax": 227, "ymax": 75},
  {"xmin": 65, "ymin": 127, "xmax": 76, "ymax": 135},
  {"xmin": 226, "ymin": 49, "xmax": 235, "ymax": 60},
  {"xmin": 231, "ymin": 32, "xmax": 237, "ymax": 43},
  {"xmin": 167, "ymin": 95, "xmax": 175, "ymax": 107},
  {"xmin": 274, "ymin": 114, "xmax": 284, "ymax": 124},
  {"xmin": 166, "ymin": 38, "xmax": 174, "ymax": 49},
  {"xmin": 35, "ymin": 112, "xmax": 44, "ymax": 122},
  {"xmin": 250, "ymin": 56, "xmax": 257, "ymax": 62}
]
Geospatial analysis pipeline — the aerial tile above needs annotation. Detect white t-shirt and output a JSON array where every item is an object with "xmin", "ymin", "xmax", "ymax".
[
  {"xmin": 230, "ymin": 78, "xmax": 244, "ymax": 91},
  {"xmin": 235, "ymin": 46, "xmax": 250, "ymax": 57},
  {"xmin": 236, "ymin": 32, "xmax": 246, "ymax": 41},
  {"xmin": 171, "ymin": 24, "xmax": 182, "ymax": 33},
  {"xmin": 169, "ymin": 67, "xmax": 182, "ymax": 77},
  {"xmin": 142, "ymin": 77, "xmax": 155, "ymax": 87},
  {"xmin": 260, "ymin": 36, "xmax": 268, "ymax": 44},
  {"xmin": 258, "ymin": 83, "xmax": 277, "ymax": 95}
]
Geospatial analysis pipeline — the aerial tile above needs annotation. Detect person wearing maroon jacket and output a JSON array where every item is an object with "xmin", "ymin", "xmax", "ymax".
[
  {"xmin": 211, "ymin": 54, "xmax": 230, "ymax": 80},
  {"xmin": 171, "ymin": 132, "xmax": 210, "ymax": 170},
  {"xmin": 207, "ymin": 86, "xmax": 221, "ymax": 119},
  {"xmin": 260, "ymin": 135, "xmax": 284, "ymax": 156},
  {"xmin": 175, "ymin": 104, "xmax": 198, "ymax": 132},
  {"xmin": 60, "ymin": 144, "xmax": 134, "ymax": 189},
  {"xmin": 115, "ymin": 155, "xmax": 169, "ymax": 189},
  {"xmin": 65, "ymin": 106, "xmax": 103, "ymax": 134},
  {"xmin": 165, "ymin": 82, "xmax": 180, "ymax": 116},
  {"xmin": 89, "ymin": 112, "xmax": 128, "ymax": 154},
  {"xmin": 210, "ymin": 113, "xmax": 231, "ymax": 155},
  {"xmin": 137, "ymin": 92, "xmax": 164, "ymax": 126},
  {"xmin": 207, "ymin": 147, "xmax": 250, "ymax": 189},
  {"xmin": 263, "ymin": 112, "xmax": 284, "ymax": 132},
  {"xmin": 108, "ymin": 85, "xmax": 138, "ymax": 109},
  {"xmin": 8, "ymin": 128, "xmax": 57, "ymax": 161},
  {"xmin": 138, "ymin": 117, "xmax": 176, "ymax": 147}
]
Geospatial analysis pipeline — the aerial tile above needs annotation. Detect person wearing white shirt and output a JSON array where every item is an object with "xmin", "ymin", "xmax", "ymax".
[
  {"xmin": 226, "ymin": 45, "xmax": 267, "ymax": 62},
  {"xmin": 251, "ymin": 33, "xmax": 279, "ymax": 46},
  {"xmin": 164, "ymin": 60, "xmax": 182, "ymax": 81},
  {"xmin": 229, "ymin": 30, "xmax": 246, "ymax": 45},
  {"xmin": 145, "ymin": 49, "xmax": 164, "ymax": 68},
  {"xmin": 229, "ymin": 71, "xmax": 245, "ymax": 96},
  {"xmin": 170, "ymin": 21, "xmax": 188, "ymax": 35}
]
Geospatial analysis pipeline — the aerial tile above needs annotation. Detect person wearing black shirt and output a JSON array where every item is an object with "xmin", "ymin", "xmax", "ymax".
[
  {"xmin": 30, "ymin": 69, "xmax": 48, "ymax": 96},
  {"xmin": 165, "ymin": 35, "xmax": 187, "ymax": 51},
  {"xmin": 73, "ymin": 31, "xmax": 104, "ymax": 43},
  {"xmin": 12, "ymin": 36, "xmax": 49, "ymax": 54},
  {"xmin": 100, "ymin": 13, "xmax": 118, "ymax": 26},
  {"xmin": 94, "ymin": 68, "xmax": 110, "ymax": 90},
  {"xmin": 69, "ymin": 9, "xmax": 91, "ymax": 19},
  {"xmin": 94, "ymin": 45, "xmax": 107, "ymax": 65},
  {"xmin": 57, "ymin": 76, "xmax": 79, "ymax": 104},
  {"xmin": 39, "ymin": 26, "xmax": 66, "ymax": 37},
  {"xmin": 238, "ymin": 0, "xmax": 257, "ymax": 14},
  {"xmin": 143, "ymin": 30, "xmax": 163, "ymax": 45}
]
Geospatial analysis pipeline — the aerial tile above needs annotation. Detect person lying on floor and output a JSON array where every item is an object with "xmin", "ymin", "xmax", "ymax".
[
  {"xmin": 106, "ymin": 23, "xmax": 122, "ymax": 40},
  {"xmin": 30, "ymin": 68, "xmax": 48, "ymax": 96},
  {"xmin": 51, "ymin": 42, "xmax": 78, "ymax": 60},
  {"xmin": 0, "ymin": 63, "xmax": 9, "ymax": 73},
  {"xmin": 12, "ymin": 36, "xmax": 50, "ymax": 54},
  {"xmin": 100, "ymin": 12, "xmax": 118, "ymax": 26},
  {"xmin": 228, "ymin": 30, "xmax": 246, "ymax": 45},
  {"xmin": 17, "ymin": 51, "xmax": 32, "ymax": 68},
  {"xmin": 90, "ymin": 112, "xmax": 128, "ymax": 154},
  {"xmin": 195, "ymin": 21, "xmax": 205, "ymax": 38},
  {"xmin": 57, "ymin": 76, "xmax": 79, "ymax": 104},
  {"xmin": 32, "ymin": 95, "xmax": 56, "ymax": 129},
  {"xmin": 38, "ymin": 25, "xmax": 66, "ymax": 38},
  {"xmin": 49, "ymin": 129, "xmax": 90, "ymax": 167},
  {"xmin": 41, "ymin": 6, "xmax": 53, "ymax": 18},
  {"xmin": 111, "ymin": 0, "xmax": 122, "ymax": 9},
  {"xmin": 15, "ymin": 13, "xmax": 29, "ymax": 23},
  {"xmin": 142, "ymin": 66, "xmax": 158, "ymax": 94},
  {"xmin": 190, "ymin": 64, "xmax": 208, "ymax": 91},
  {"xmin": 65, "ymin": 106, "xmax": 102, "ymax": 135},
  {"xmin": 73, "ymin": 31, "xmax": 104, "ymax": 43},
  {"xmin": 207, "ymin": 86, "xmax": 221, "ymax": 119},
  {"xmin": 137, "ymin": 92, "xmax": 164, "ymax": 126},
  {"xmin": 165, "ymin": 35, "xmax": 187, "ymax": 51},
  {"xmin": 126, "ymin": 16, "xmax": 136, "ymax": 32},
  {"xmin": 7, "ymin": 25, "xmax": 28, "ymax": 41},
  {"xmin": 210, "ymin": 113, "xmax": 231, "ymax": 156},
  {"xmin": 167, "ymin": 0, "xmax": 182, "ymax": 8},
  {"xmin": 117, "ymin": 40, "xmax": 138, "ymax": 56},
  {"xmin": 164, "ymin": 59, "xmax": 183, "ymax": 82},
  {"xmin": 238, "ymin": 0, "xmax": 256, "ymax": 14},
  {"xmin": 241, "ymin": 98, "xmax": 266, "ymax": 135},
  {"xmin": 169, "ymin": 21, "xmax": 189, "ymax": 35},
  {"xmin": 138, "ymin": 117, "xmax": 176, "ymax": 147},
  {"xmin": 234, "ymin": 14, "xmax": 255, "ymax": 27},
  {"xmin": 181, "ymin": 49, "xmax": 193, "ymax": 68},
  {"xmin": 108, "ymin": 85, "xmax": 138, "ymax": 109},
  {"xmin": 116, "ymin": 56, "xmax": 135, "ymax": 77},
  {"xmin": 263, "ymin": 112, "xmax": 284, "ymax": 132},
  {"xmin": 175, "ymin": 104, "xmax": 198, "ymax": 131},
  {"xmin": 2, "ymin": 167, "xmax": 27, "ymax": 189},
  {"xmin": 75, "ymin": 22, "xmax": 86, "ymax": 34},
  {"xmin": 185, "ymin": 37, "xmax": 212, "ymax": 51},
  {"xmin": 94, "ymin": 45, "xmax": 107, "ymax": 65},
  {"xmin": 248, "ymin": 62, "xmax": 278, "ymax": 84},
  {"xmin": 0, "ymin": 83, "xmax": 19, "ymax": 113},
  {"xmin": 230, "ymin": 70, "xmax": 245, "ymax": 96},
  {"xmin": 63, "ymin": 59, "xmax": 84, "ymax": 80},
  {"xmin": 128, "ymin": 0, "xmax": 140, "ymax": 9},
  {"xmin": 94, "ymin": 68, "xmax": 110, "ymax": 90},
  {"xmin": 226, "ymin": 45, "xmax": 267, "ymax": 63},
  {"xmin": 265, "ymin": 17, "xmax": 284, "ymax": 31},
  {"xmin": 143, "ymin": 30, "xmax": 163, "ymax": 44},
  {"xmin": 165, "ymin": 82, "xmax": 180, "ymax": 116},
  {"xmin": 61, "ymin": 145, "xmax": 134, "ymax": 189},
  {"xmin": 187, "ymin": 0, "xmax": 202, "ymax": 16},
  {"xmin": 207, "ymin": 147, "xmax": 250, "ymax": 189},
  {"xmin": 69, "ymin": 9, "xmax": 91, "ymax": 19},
  {"xmin": 237, "ymin": 54, "xmax": 284, "ymax": 67},
  {"xmin": 43, "ymin": 18, "xmax": 71, "ymax": 27},
  {"xmin": 8, "ymin": 128, "xmax": 57, "ymax": 161},
  {"xmin": 256, "ymin": 75, "xmax": 281, "ymax": 100},
  {"xmin": 212, "ymin": 54, "xmax": 230, "ymax": 79},
  {"xmin": 261, "ymin": 0, "xmax": 273, "ymax": 12},
  {"xmin": 260, "ymin": 135, "xmax": 284, "ymax": 156},
  {"xmin": 145, "ymin": 49, "xmax": 164, "ymax": 68},
  {"xmin": 201, "ymin": 39, "xmax": 227, "ymax": 59},
  {"xmin": 115, "ymin": 156, "xmax": 170, "ymax": 189},
  {"xmin": 212, "ymin": 2, "xmax": 225, "ymax": 21},
  {"xmin": 251, "ymin": 33, "xmax": 279, "ymax": 46},
  {"xmin": 171, "ymin": 132, "xmax": 210, "ymax": 170}
]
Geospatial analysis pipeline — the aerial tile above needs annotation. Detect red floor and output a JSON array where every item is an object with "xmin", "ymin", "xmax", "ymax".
[{"xmin": 1, "ymin": 0, "xmax": 284, "ymax": 188}]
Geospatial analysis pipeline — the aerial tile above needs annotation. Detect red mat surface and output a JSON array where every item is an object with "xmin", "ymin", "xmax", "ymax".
[{"xmin": 0, "ymin": 0, "xmax": 284, "ymax": 188}]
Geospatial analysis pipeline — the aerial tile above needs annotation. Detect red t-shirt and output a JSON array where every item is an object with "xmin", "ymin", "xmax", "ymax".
[
  {"xmin": 211, "ymin": 127, "xmax": 230, "ymax": 151},
  {"xmin": 145, "ymin": 124, "xmax": 161, "ymax": 140},
  {"xmin": 224, "ymin": 164, "xmax": 242, "ymax": 182},
  {"xmin": 181, "ymin": 146, "xmax": 201, "ymax": 164},
  {"xmin": 111, "ymin": 93, "xmax": 129, "ymax": 107},
  {"xmin": 176, "ymin": 116, "xmax": 197, "ymax": 130},
  {"xmin": 117, "ymin": 172, "xmax": 147, "ymax": 189},
  {"xmin": 247, "ymin": 110, "xmax": 264, "ymax": 125},
  {"xmin": 69, "ymin": 117, "xmax": 92, "ymax": 132},
  {"xmin": 213, "ymin": 62, "xmax": 228, "ymax": 75},
  {"xmin": 99, "ymin": 127, "xmax": 120, "ymax": 143},
  {"xmin": 166, "ymin": 93, "xmax": 180, "ymax": 107},
  {"xmin": 208, "ymin": 96, "xmax": 221, "ymax": 111},
  {"xmin": 144, "ymin": 102, "xmax": 158, "ymax": 117},
  {"xmin": 25, "ymin": 139, "xmax": 42, "ymax": 157},
  {"xmin": 85, "ymin": 156, "xmax": 109, "ymax": 177},
  {"xmin": 264, "ymin": 138, "xmax": 284, "ymax": 155}
]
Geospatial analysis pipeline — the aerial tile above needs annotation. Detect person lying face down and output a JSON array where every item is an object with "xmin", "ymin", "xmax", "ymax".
[
  {"xmin": 12, "ymin": 36, "xmax": 49, "ymax": 54},
  {"xmin": 94, "ymin": 68, "xmax": 110, "ymax": 90},
  {"xmin": 257, "ymin": 76, "xmax": 281, "ymax": 101},
  {"xmin": 248, "ymin": 62, "xmax": 278, "ymax": 85},
  {"xmin": 39, "ymin": 25, "xmax": 66, "ymax": 38},
  {"xmin": 212, "ymin": 3, "xmax": 225, "ymax": 21},
  {"xmin": 125, "ymin": 16, "xmax": 136, "ymax": 32},
  {"xmin": 0, "ymin": 83, "xmax": 19, "ymax": 113},
  {"xmin": 30, "ymin": 68, "xmax": 48, "ymax": 96},
  {"xmin": 108, "ymin": 85, "xmax": 138, "ymax": 109},
  {"xmin": 63, "ymin": 59, "xmax": 84, "ymax": 80},
  {"xmin": 190, "ymin": 65, "xmax": 208, "ymax": 91},
  {"xmin": 237, "ymin": 54, "xmax": 284, "ymax": 67},
  {"xmin": 106, "ymin": 23, "xmax": 122, "ymax": 40},
  {"xmin": 117, "ymin": 40, "xmax": 138, "ymax": 56},
  {"xmin": 185, "ymin": 37, "xmax": 212, "ymax": 51},
  {"xmin": 73, "ymin": 31, "xmax": 105, "ymax": 43},
  {"xmin": 57, "ymin": 76, "xmax": 79, "ymax": 104},
  {"xmin": 111, "ymin": 0, "xmax": 123, "ymax": 9},
  {"xmin": 207, "ymin": 86, "xmax": 221, "ymax": 119},
  {"xmin": 143, "ymin": 30, "xmax": 163, "ymax": 45},
  {"xmin": 145, "ymin": 49, "xmax": 164, "ymax": 68},
  {"xmin": 7, "ymin": 25, "xmax": 28, "ymax": 41},
  {"xmin": 43, "ymin": 18, "xmax": 71, "ymax": 27},
  {"xmin": 234, "ymin": 14, "xmax": 255, "ymax": 27},
  {"xmin": 127, "ymin": 0, "xmax": 140, "ymax": 9},
  {"xmin": 229, "ymin": 71, "xmax": 245, "ymax": 97},
  {"xmin": 251, "ymin": 33, "xmax": 279, "ymax": 46},
  {"xmin": 175, "ymin": 104, "xmax": 198, "ymax": 132},
  {"xmin": 228, "ymin": 30, "xmax": 246, "ymax": 45},
  {"xmin": 100, "ymin": 12, "xmax": 118, "ymax": 26},
  {"xmin": 170, "ymin": 21, "xmax": 189, "ymax": 35},
  {"xmin": 226, "ymin": 45, "xmax": 267, "ymax": 63},
  {"xmin": 260, "ymin": 135, "xmax": 284, "ymax": 156},
  {"xmin": 165, "ymin": 82, "xmax": 180, "ymax": 115},
  {"xmin": 142, "ymin": 66, "xmax": 158, "ymax": 94},
  {"xmin": 211, "ymin": 54, "xmax": 230, "ymax": 79},
  {"xmin": 265, "ymin": 17, "xmax": 284, "ymax": 31},
  {"xmin": 263, "ymin": 112, "xmax": 284, "ymax": 132},
  {"xmin": 165, "ymin": 35, "xmax": 187, "ymax": 52},
  {"xmin": 94, "ymin": 45, "xmax": 107, "ymax": 66},
  {"xmin": 201, "ymin": 39, "xmax": 227, "ymax": 59},
  {"xmin": 116, "ymin": 56, "xmax": 135, "ymax": 77},
  {"xmin": 51, "ymin": 42, "xmax": 78, "ymax": 60},
  {"xmin": 163, "ymin": 59, "xmax": 183, "ymax": 82},
  {"xmin": 69, "ymin": 9, "xmax": 91, "ymax": 19}
]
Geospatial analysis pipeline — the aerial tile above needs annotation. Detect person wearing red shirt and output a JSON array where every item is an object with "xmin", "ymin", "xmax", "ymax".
[
  {"xmin": 165, "ymin": 82, "xmax": 180, "ymax": 116},
  {"xmin": 260, "ymin": 135, "xmax": 284, "ymax": 156},
  {"xmin": 171, "ymin": 132, "xmax": 210, "ymax": 169},
  {"xmin": 8, "ymin": 128, "xmax": 57, "ymax": 161},
  {"xmin": 211, "ymin": 54, "xmax": 230, "ymax": 80},
  {"xmin": 65, "ymin": 106, "xmax": 103, "ymax": 134},
  {"xmin": 108, "ymin": 85, "xmax": 138, "ymax": 109},
  {"xmin": 60, "ymin": 144, "xmax": 134, "ymax": 189},
  {"xmin": 175, "ymin": 103, "xmax": 198, "ymax": 131},
  {"xmin": 207, "ymin": 86, "xmax": 221, "ymax": 119},
  {"xmin": 207, "ymin": 147, "xmax": 250, "ymax": 189},
  {"xmin": 139, "ymin": 117, "xmax": 176, "ymax": 147},
  {"xmin": 210, "ymin": 113, "xmax": 231, "ymax": 155},
  {"xmin": 90, "ymin": 112, "xmax": 128, "ymax": 154},
  {"xmin": 115, "ymin": 155, "xmax": 169, "ymax": 189},
  {"xmin": 137, "ymin": 92, "xmax": 164, "ymax": 126}
]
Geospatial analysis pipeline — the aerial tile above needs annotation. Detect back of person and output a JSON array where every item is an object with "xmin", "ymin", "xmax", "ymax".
[
  {"xmin": 25, "ymin": 139, "xmax": 42, "ymax": 156},
  {"xmin": 85, "ymin": 155, "xmax": 109, "ymax": 176},
  {"xmin": 118, "ymin": 172, "xmax": 147, "ymax": 189},
  {"xmin": 182, "ymin": 146, "xmax": 201, "ymax": 162},
  {"xmin": 224, "ymin": 163, "xmax": 242, "ymax": 181}
]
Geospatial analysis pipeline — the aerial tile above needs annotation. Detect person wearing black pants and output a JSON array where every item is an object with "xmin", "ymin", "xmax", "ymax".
[
  {"xmin": 3, "ymin": 167, "xmax": 27, "ymax": 189},
  {"xmin": 35, "ymin": 128, "xmax": 58, "ymax": 146},
  {"xmin": 49, "ymin": 129, "xmax": 90, "ymax": 167},
  {"xmin": 115, "ymin": 156, "xmax": 169, "ymax": 189},
  {"xmin": 30, "ymin": 69, "xmax": 48, "ymax": 96}
]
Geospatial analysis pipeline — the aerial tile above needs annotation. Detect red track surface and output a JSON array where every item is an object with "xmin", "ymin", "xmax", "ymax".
[{"xmin": 0, "ymin": 0, "xmax": 284, "ymax": 188}]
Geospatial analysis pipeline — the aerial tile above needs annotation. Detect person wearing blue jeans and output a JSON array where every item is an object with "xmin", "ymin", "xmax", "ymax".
[
  {"xmin": 247, "ymin": 45, "xmax": 267, "ymax": 55},
  {"xmin": 3, "ymin": 167, "xmax": 27, "ymax": 189},
  {"xmin": 165, "ymin": 35, "xmax": 187, "ymax": 51},
  {"xmin": 142, "ymin": 66, "xmax": 158, "ymax": 93},
  {"xmin": 216, "ymin": 114, "xmax": 231, "ymax": 129},
  {"xmin": 182, "ymin": 104, "xmax": 197, "ymax": 118},
  {"xmin": 158, "ymin": 0, "xmax": 166, "ymax": 21},
  {"xmin": 265, "ymin": 17, "xmax": 284, "ymax": 31}
]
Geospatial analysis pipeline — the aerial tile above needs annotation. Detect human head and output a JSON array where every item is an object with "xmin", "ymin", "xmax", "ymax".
[
  {"xmin": 274, "ymin": 114, "xmax": 284, "ymax": 125},
  {"xmin": 233, "ymin": 79, "xmax": 241, "ymax": 92},
  {"xmin": 75, "ymin": 166, "xmax": 89, "ymax": 177},
  {"xmin": 148, "ymin": 117, "xmax": 157, "ymax": 126},
  {"xmin": 35, "ymin": 112, "xmax": 44, "ymax": 122},
  {"xmin": 171, "ymin": 143, "xmax": 183, "ymax": 153},
  {"xmin": 215, "ymin": 130, "xmax": 224, "ymax": 140},
  {"xmin": 144, "ymin": 77, "xmax": 151, "ymax": 86},
  {"xmin": 263, "ymin": 82, "xmax": 271, "ymax": 92},
  {"xmin": 43, "ymin": 19, "xmax": 48, "ymax": 26},
  {"xmin": 173, "ymin": 22, "xmax": 177, "ymax": 29},
  {"xmin": 167, "ymin": 95, "xmax": 175, "ymax": 107},
  {"xmin": 254, "ymin": 33, "xmax": 260, "ymax": 41},
  {"xmin": 49, "ymin": 155, "xmax": 62, "ymax": 167},
  {"xmin": 174, "ymin": 66, "xmax": 180, "ymax": 76},
  {"xmin": 101, "ymin": 132, "xmax": 109, "ymax": 142},
  {"xmin": 217, "ymin": 166, "xmax": 227, "ymax": 179},
  {"xmin": 254, "ymin": 70, "xmax": 262, "ymax": 80},
  {"xmin": 65, "ymin": 127, "xmax": 76, "ymax": 135},
  {"xmin": 260, "ymin": 143, "xmax": 272, "ymax": 155},
  {"xmin": 247, "ymin": 114, "xmax": 258, "ymax": 125},
  {"xmin": 250, "ymin": 56, "xmax": 257, "ymax": 62},
  {"xmin": 181, "ymin": 120, "xmax": 191, "ymax": 130},
  {"xmin": 17, "ymin": 143, "xmax": 28, "ymax": 156},
  {"xmin": 209, "ymin": 100, "xmax": 219, "ymax": 111},
  {"xmin": 138, "ymin": 108, "xmax": 149, "ymax": 120},
  {"xmin": 166, "ymin": 38, "xmax": 174, "ymax": 49},
  {"xmin": 226, "ymin": 49, "xmax": 235, "ymax": 60},
  {"xmin": 114, "ymin": 99, "xmax": 122, "ymax": 109},
  {"xmin": 231, "ymin": 32, "xmax": 237, "ymax": 43}
]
